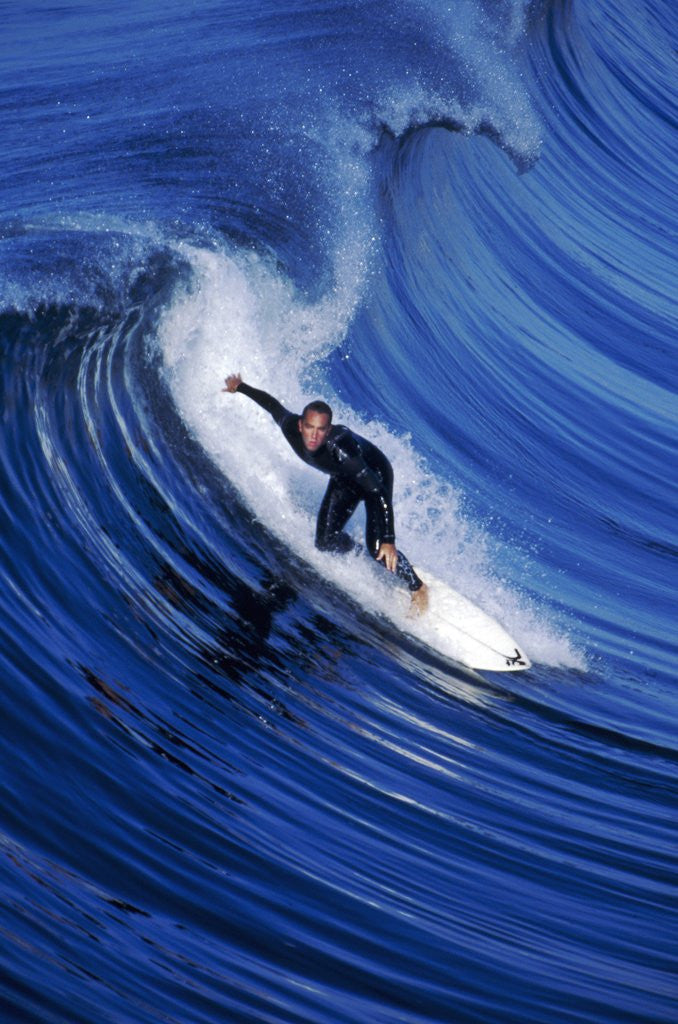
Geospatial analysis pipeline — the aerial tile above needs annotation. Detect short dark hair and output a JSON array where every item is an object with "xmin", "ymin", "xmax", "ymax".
[{"xmin": 301, "ymin": 400, "xmax": 332, "ymax": 422}]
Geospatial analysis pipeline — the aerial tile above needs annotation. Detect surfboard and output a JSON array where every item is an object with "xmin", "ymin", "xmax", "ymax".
[{"xmin": 394, "ymin": 572, "xmax": 531, "ymax": 672}]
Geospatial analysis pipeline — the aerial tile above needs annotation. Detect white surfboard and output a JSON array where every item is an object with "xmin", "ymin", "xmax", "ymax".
[{"xmin": 393, "ymin": 572, "xmax": 531, "ymax": 672}]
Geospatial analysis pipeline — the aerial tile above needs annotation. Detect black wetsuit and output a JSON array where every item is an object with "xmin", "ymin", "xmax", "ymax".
[{"xmin": 236, "ymin": 382, "xmax": 423, "ymax": 592}]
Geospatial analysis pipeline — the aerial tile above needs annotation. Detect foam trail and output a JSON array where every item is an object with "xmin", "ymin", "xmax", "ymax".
[{"xmin": 159, "ymin": 243, "xmax": 583, "ymax": 670}]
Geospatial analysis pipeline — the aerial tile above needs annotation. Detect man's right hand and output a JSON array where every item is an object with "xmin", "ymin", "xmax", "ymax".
[{"xmin": 222, "ymin": 373, "xmax": 242, "ymax": 393}]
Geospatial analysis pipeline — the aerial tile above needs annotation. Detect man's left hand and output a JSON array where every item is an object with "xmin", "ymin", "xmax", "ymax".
[{"xmin": 376, "ymin": 543, "xmax": 398, "ymax": 573}]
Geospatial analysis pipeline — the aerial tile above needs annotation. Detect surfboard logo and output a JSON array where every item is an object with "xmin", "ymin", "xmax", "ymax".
[{"xmin": 505, "ymin": 648, "xmax": 528, "ymax": 668}]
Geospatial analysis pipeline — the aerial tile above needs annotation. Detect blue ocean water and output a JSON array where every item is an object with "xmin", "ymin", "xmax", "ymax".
[{"xmin": 1, "ymin": 1, "xmax": 676, "ymax": 1021}]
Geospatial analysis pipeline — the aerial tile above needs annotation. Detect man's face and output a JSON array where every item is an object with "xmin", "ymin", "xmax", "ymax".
[{"xmin": 298, "ymin": 410, "xmax": 331, "ymax": 452}]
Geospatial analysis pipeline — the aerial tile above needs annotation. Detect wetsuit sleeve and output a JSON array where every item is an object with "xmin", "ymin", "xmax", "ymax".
[
  {"xmin": 236, "ymin": 382, "xmax": 291, "ymax": 426},
  {"xmin": 331, "ymin": 433, "xmax": 396, "ymax": 543}
]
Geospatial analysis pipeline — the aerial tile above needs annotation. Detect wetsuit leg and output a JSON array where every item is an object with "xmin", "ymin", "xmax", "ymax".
[
  {"xmin": 315, "ymin": 478, "xmax": 362, "ymax": 554},
  {"xmin": 317, "ymin": 464, "xmax": 424, "ymax": 593},
  {"xmin": 363, "ymin": 458, "xmax": 423, "ymax": 592},
  {"xmin": 364, "ymin": 502, "xmax": 423, "ymax": 591},
  {"xmin": 393, "ymin": 550, "xmax": 424, "ymax": 592}
]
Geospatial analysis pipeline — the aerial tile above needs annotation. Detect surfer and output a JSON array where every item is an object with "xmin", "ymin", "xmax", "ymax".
[{"xmin": 222, "ymin": 374, "xmax": 428, "ymax": 614}]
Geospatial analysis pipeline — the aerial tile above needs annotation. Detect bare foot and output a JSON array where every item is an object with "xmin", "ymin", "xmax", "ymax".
[{"xmin": 408, "ymin": 583, "xmax": 429, "ymax": 617}]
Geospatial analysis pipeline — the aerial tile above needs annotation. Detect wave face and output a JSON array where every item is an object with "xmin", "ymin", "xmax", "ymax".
[{"xmin": 1, "ymin": 1, "xmax": 675, "ymax": 1021}]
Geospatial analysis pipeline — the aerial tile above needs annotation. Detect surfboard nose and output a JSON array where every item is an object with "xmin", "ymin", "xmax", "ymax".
[{"xmin": 402, "ymin": 572, "xmax": 532, "ymax": 672}]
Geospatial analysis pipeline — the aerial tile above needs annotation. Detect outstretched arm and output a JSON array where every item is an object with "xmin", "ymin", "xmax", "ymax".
[{"xmin": 221, "ymin": 374, "xmax": 290, "ymax": 425}]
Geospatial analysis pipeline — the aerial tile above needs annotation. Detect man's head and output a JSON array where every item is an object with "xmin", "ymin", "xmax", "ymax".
[{"xmin": 298, "ymin": 400, "xmax": 332, "ymax": 452}]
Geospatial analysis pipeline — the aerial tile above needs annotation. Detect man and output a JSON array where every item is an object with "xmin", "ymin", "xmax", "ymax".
[{"xmin": 222, "ymin": 374, "xmax": 428, "ymax": 614}]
